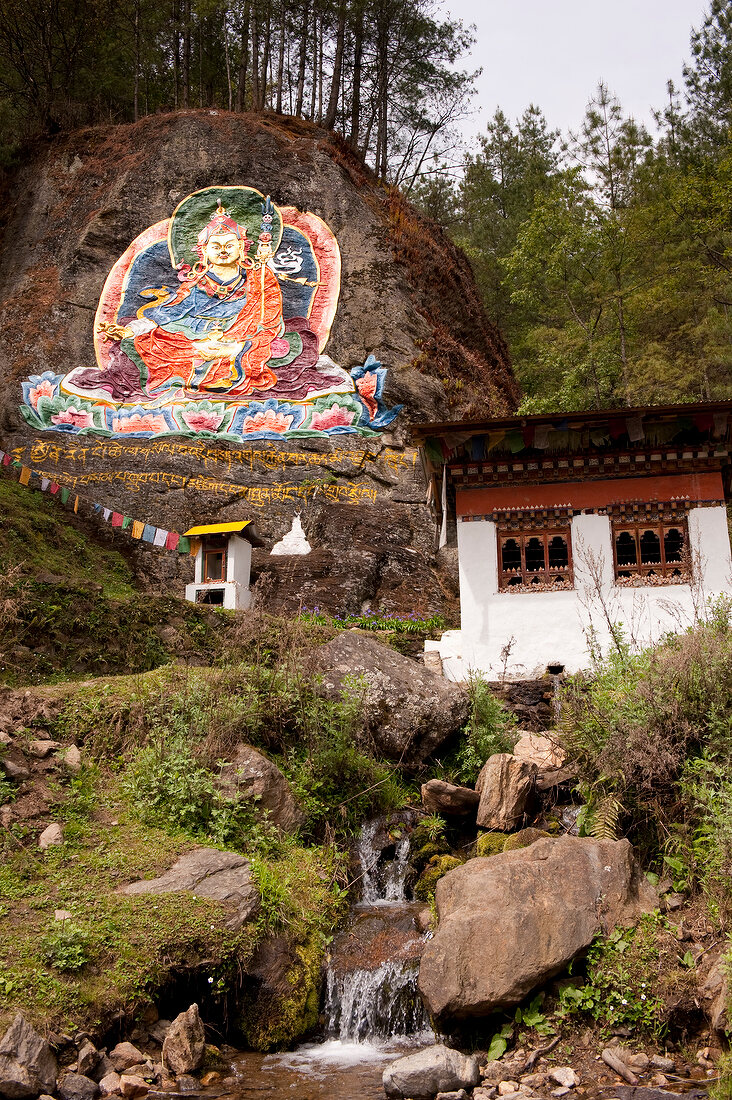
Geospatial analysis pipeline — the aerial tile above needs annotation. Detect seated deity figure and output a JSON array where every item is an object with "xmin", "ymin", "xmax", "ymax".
[{"xmin": 99, "ymin": 202, "xmax": 284, "ymax": 398}]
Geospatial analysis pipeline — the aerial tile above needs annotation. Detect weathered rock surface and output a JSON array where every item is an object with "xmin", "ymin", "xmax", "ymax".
[
  {"xmin": 421, "ymin": 779, "xmax": 480, "ymax": 816},
  {"xmin": 120, "ymin": 849, "xmax": 258, "ymax": 930},
  {"xmin": 475, "ymin": 754, "xmax": 536, "ymax": 830},
  {"xmin": 310, "ymin": 632, "xmax": 470, "ymax": 765},
  {"xmin": 108, "ymin": 1047, "xmax": 144, "ymax": 1075},
  {"xmin": 217, "ymin": 745, "xmax": 303, "ymax": 831},
  {"xmin": 76, "ymin": 1042, "xmax": 99, "ymax": 1078},
  {"xmin": 161, "ymin": 1007, "xmax": 205, "ymax": 1077},
  {"xmin": 58, "ymin": 1074, "xmax": 99, "ymax": 1100},
  {"xmin": 701, "ymin": 956, "xmax": 729, "ymax": 1034},
  {"xmin": 38, "ymin": 823, "xmax": 63, "ymax": 850},
  {"xmin": 0, "ymin": 111, "xmax": 516, "ymax": 617},
  {"xmin": 0, "ymin": 1015, "xmax": 58, "ymax": 1099},
  {"xmin": 383, "ymin": 1044, "xmax": 480, "ymax": 1099},
  {"xmin": 512, "ymin": 733, "xmax": 565, "ymax": 771},
  {"xmin": 418, "ymin": 836, "xmax": 657, "ymax": 1023},
  {"xmin": 118, "ymin": 1076, "xmax": 149, "ymax": 1099}
]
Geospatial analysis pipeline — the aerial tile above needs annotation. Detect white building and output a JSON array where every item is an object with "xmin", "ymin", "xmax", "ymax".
[
  {"xmin": 184, "ymin": 521, "xmax": 262, "ymax": 610},
  {"xmin": 414, "ymin": 402, "xmax": 732, "ymax": 680}
]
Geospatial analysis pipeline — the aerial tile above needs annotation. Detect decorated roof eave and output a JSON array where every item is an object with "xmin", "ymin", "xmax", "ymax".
[
  {"xmin": 412, "ymin": 400, "xmax": 732, "ymax": 531},
  {"xmin": 410, "ymin": 399, "xmax": 732, "ymax": 444}
]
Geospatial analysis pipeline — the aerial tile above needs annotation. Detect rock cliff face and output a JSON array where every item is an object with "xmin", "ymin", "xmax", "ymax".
[{"xmin": 0, "ymin": 110, "xmax": 517, "ymax": 613}]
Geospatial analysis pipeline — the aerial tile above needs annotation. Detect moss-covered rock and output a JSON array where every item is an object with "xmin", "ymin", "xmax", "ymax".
[
  {"xmin": 414, "ymin": 855, "xmax": 463, "ymax": 901},
  {"xmin": 475, "ymin": 831, "xmax": 507, "ymax": 858},
  {"xmin": 238, "ymin": 930, "xmax": 324, "ymax": 1051},
  {"xmin": 503, "ymin": 827, "xmax": 550, "ymax": 852}
]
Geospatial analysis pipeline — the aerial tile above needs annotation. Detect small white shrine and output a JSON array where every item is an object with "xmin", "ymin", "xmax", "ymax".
[
  {"xmin": 184, "ymin": 521, "xmax": 262, "ymax": 610},
  {"xmin": 270, "ymin": 513, "xmax": 311, "ymax": 556}
]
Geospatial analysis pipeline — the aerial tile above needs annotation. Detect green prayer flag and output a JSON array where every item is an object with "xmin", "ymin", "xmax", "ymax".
[
  {"xmin": 60, "ymin": 488, "xmax": 70, "ymax": 504},
  {"xmin": 122, "ymin": 516, "xmax": 133, "ymax": 530},
  {"xmin": 177, "ymin": 536, "xmax": 190, "ymax": 554}
]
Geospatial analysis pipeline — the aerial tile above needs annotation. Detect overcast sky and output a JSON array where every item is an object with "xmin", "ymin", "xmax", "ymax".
[{"xmin": 443, "ymin": 0, "xmax": 710, "ymax": 143}]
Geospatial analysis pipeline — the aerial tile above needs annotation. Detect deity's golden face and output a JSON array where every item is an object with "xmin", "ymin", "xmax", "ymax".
[{"xmin": 203, "ymin": 232, "xmax": 241, "ymax": 269}]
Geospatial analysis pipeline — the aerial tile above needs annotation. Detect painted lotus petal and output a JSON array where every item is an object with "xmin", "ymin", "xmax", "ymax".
[
  {"xmin": 28, "ymin": 379, "xmax": 57, "ymax": 409},
  {"xmin": 356, "ymin": 373, "xmax": 378, "ymax": 419},
  {"xmin": 182, "ymin": 409, "xmax": 225, "ymax": 432},
  {"xmin": 112, "ymin": 412, "xmax": 168, "ymax": 433},
  {"xmin": 309, "ymin": 403, "xmax": 355, "ymax": 431},
  {"xmin": 242, "ymin": 409, "xmax": 293, "ymax": 434},
  {"xmin": 51, "ymin": 408, "xmax": 95, "ymax": 428}
]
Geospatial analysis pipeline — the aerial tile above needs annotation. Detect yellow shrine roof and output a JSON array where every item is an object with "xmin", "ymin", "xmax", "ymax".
[{"xmin": 183, "ymin": 521, "xmax": 263, "ymax": 546}]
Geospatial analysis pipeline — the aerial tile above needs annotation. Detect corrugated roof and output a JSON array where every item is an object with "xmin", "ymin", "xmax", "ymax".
[{"xmin": 183, "ymin": 521, "xmax": 252, "ymax": 536}]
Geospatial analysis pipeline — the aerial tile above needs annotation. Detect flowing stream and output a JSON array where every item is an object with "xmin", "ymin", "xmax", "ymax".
[{"xmin": 228, "ymin": 815, "xmax": 432, "ymax": 1098}]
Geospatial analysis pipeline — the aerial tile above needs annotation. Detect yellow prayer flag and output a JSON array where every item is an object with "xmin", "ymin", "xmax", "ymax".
[
  {"xmin": 18, "ymin": 466, "xmax": 31, "ymax": 486},
  {"xmin": 73, "ymin": 495, "xmax": 79, "ymax": 513},
  {"xmin": 189, "ymin": 538, "xmax": 202, "ymax": 557},
  {"xmin": 131, "ymin": 520, "xmax": 144, "ymax": 539}
]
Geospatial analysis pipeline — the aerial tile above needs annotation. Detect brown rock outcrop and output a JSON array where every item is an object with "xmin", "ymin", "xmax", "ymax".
[
  {"xmin": 217, "ymin": 744, "xmax": 304, "ymax": 831},
  {"xmin": 421, "ymin": 779, "xmax": 480, "ymax": 816},
  {"xmin": 161, "ymin": 1005, "xmax": 205, "ymax": 1076},
  {"xmin": 0, "ymin": 111, "xmax": 517, "ymax": 618},
  {"xmin": 120, "ymin": 848, "xmax": 258, "ymax": 930},
  {"xmin": 475, "ymin": 754, "xmax": 536, "ymax": 830},
  {"xmin": 310, "ymin": 631, "xmax": 470, "ymax": 765},
  {"xmin": 418, "ymin": 836, "xmax": 657, "ymax": 1024},
  {"xmin": 0, "ymin": 1015, "xmax": 58, "ymax": 1099}
]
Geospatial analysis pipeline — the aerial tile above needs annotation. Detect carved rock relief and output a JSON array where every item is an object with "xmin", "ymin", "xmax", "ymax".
[{"xmin": 20, "ymin": 185, "xmax": 402, "ymax": 441}]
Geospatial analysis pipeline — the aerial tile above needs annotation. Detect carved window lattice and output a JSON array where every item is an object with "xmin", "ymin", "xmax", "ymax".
[
  {"xmin": 612, "ymin": 519, "xmax": 689, "ymax": 586},
  {"xmin": 498, "ymin": 528, "xmax": 573, "ymax": 592}
]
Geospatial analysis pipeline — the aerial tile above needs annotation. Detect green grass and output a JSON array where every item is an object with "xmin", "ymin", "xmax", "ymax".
[
  {"xmin": 0, "ymin": 769, "xmax": 255, "ymax": 1033},
  {"xmin": 0, "ymin": 478, "xmax": 136, "ymax": 598}
]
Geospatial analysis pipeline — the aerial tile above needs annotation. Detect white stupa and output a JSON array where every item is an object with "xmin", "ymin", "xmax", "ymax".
[{"xmin": 270, "ymin": 513, "xmax": 312, "ymax": 556}]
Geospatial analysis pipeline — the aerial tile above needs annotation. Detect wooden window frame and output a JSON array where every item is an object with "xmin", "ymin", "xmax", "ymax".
[
  {"xmin": 612, "ymin": 518, "xmax": 689, "ymax": 585},
  {"xmin": 202, "ymin": 537, "xmax": 228, "ymax": 583},
  {"xmin": 497, "ymin": 527, "xmax": 573, "ymax": 592}
]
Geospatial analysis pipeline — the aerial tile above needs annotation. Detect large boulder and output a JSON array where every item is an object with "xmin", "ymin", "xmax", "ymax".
[
  {"xmin": 0, "ymin": 1015, "xmax": 58, "ymax": 1099},
  {"xmin": 310, "ymin": 632, "xmax": 470, "ymax": 766},
  {"xmin": 475, "ymin": 754, "xmax": 536, "ymax": 830},
  {"xmin": 421, "ymin": 779, "xmax": 480, "ymax": 816},
  {"xmin": 418, "ymin": 836, "xmax": 657, "ymax": 1024},
  {"xmin": 162, "ymin": 1006, "xmax": 205, "ymax": 1076},
  {"xmin": 216, "ymin": 745, "xmax": 304, "ymax": 831},
  {"xmin": 120, "ymin": 849, "xmax": 258, "ymax": 930},
  {"xmin": 383, "ymin": 1044, "xmax": 479, "ymax": 1099}
]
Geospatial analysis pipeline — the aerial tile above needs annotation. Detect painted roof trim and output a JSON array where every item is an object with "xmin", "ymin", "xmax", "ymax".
[{"xmin": 410, "ymin": 399, "xmax": 732, "ymax": 441}]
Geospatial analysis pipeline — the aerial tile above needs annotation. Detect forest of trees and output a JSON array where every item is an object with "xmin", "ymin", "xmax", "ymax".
[
  {"xmin": 413, "ymin": 1, "xmax": 732, "ymax": 411},
  {"xmin": 2, "ymin": 0, "xmax": 732, "ymax": 412},
  {"xmin": 0, "ymin": 0, "xmax": 476, "ymax": 188}
]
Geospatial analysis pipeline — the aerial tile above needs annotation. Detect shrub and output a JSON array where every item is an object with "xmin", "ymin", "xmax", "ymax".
[
  {"xmin": 448, "ymin": 676, "xmax": 518, "ymax": 786},
  {"xmin": 40, "ymin": 924, "xmax": 92, "ymax": 972},
  {"xmin": 120, "ymin": 731, "xmax": 279, "ymax": 854},
  {"xmin": 559, "ymin": 610, "xmax": 732, "ymax": 870}
]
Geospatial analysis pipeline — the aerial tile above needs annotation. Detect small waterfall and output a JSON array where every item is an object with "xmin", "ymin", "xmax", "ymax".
[
  {"xmin": 358, "ymin": 818, "xmax": 411, "ymax": 904},
  {"xmin": 324, "ymin": 958, "xmax": 429, "ymax": 1042},
  {"xmin": 323, "ymin": 815, "xmax": 432, "ymax": 1045}
]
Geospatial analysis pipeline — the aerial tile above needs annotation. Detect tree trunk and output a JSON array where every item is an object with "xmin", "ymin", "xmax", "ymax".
[
  {"xmin": 259, "ymin": 6, "xmax": 271, "ymax": 110},
  {"xmin": 295, "ymin": 0, "xmax": 309, "ymax": 116},
  {"xmin": 133, "ymin": 0, "xmax": 140, "ymax": 122},
  {"xmin": 349, "ymin": 2, "xmax": 363, "ymax": 144},
  {"xmin": 275, "ymin": 2, "xmax": 286, "ymax": 113},
  {"xmin": 324, "ymin": 0, "xmax": 345, "ymax": 130},
  {"xmin": 309, "ymin": 7, "xmax": 318, "ymax": 120},
  {"xmin": 251, "ymin": 4, "xmax": 260, "ymax": 111},
  {"xmin": 235, "ymin": 0, "xmax": 250, "ymax": 112},
  {"xmin": 182, "ymin": 0, "xmax": 190, "ymax": 108}
]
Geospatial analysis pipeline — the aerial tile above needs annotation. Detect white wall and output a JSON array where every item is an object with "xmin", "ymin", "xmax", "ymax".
[
  {"xmin": 428, "ymin": 505, "xmax": 732, "ymax": 681},
  {"xmin": 186, "ymin": 535, "xmax": 252, "ymax": 611}
]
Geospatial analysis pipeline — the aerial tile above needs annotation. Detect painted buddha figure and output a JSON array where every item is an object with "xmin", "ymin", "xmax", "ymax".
[{"xmin": 100, "ymin": 202, "xmax": 284, "ymax": 398}]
